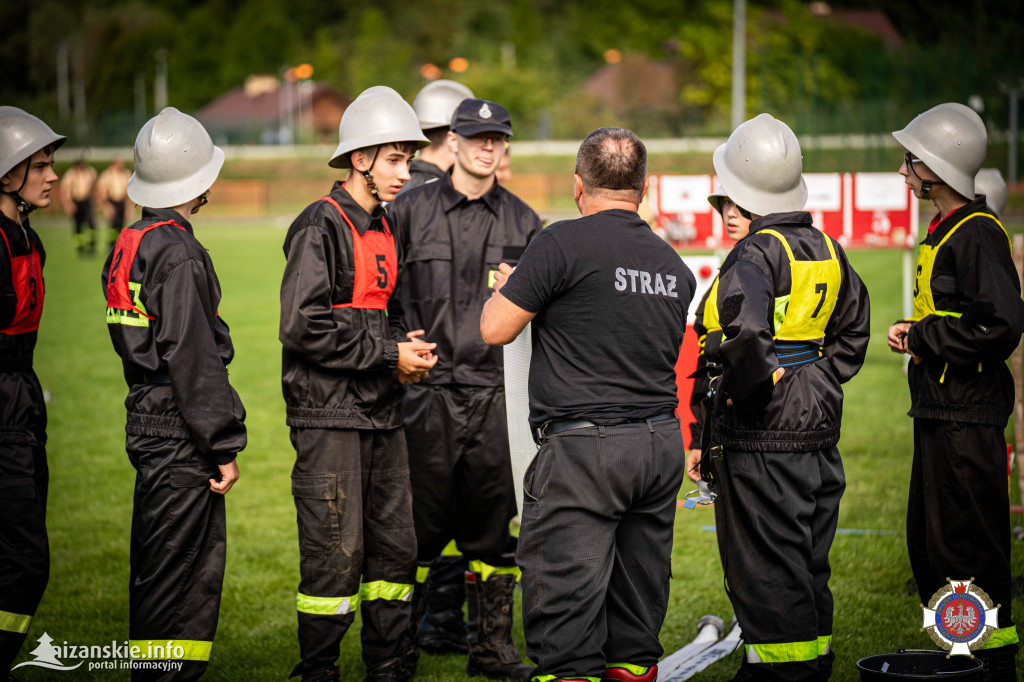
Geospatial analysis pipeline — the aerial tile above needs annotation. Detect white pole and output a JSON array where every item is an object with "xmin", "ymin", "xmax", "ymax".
[
  {"xmin": 57, "ymin": 43, "xmax": 70, "ymax": 123},
  {"xmin": 154, "ymin": 49, "xmax": 168, "ymax": 111},
  {"xmin": 731, "ymin": 0, "xmax": 746, "ymax": 131}
]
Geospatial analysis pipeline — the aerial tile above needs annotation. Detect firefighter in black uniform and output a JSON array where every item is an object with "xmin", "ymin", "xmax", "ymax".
[
  {"xmin": 685, "ymin": 186, "xmax": 751, "ymax": 483},
  {"xmin": 0, "ymin": 106, "xmax": 63, "ymax": 679},
  {"xmin": 280, "ymin": 85, "xmax": 437, "ymax": 682},
  {"xmin": 888, "ymin": 103, "xmax": 1022, "ymax": 682},
  {"xmin": 101, "ymin": 107, "xmax": 246, "ymax": 681},
  {"xmin": 481, "ymin": 127, "xmax": 696, "ymax": 682},
  {"xmin": 707, "ymin": 114, "xmax": 870, "ymax": 682},
  {"xmin": 388, "ymin": 98, "xmax": 540, "ymax": 681},
  {"xmin": 404, "ymin": 79, "xmax": 474, "ymax": 193},
  {"xmin": 400, "ymin": 78, "xmax": 476, "ymax": 657}
]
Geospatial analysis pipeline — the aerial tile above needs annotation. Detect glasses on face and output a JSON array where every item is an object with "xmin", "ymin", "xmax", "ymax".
[
  {"xmin": 191, "ymin": 190, "xmax": 210, "ymax": 215},
  {"xmin": 463, "ymin": 134, "xmax": 509, "ymax": 148},
  {"xmin": 903, "ymin": 150, "xmax": 924, "ymax": 167}
]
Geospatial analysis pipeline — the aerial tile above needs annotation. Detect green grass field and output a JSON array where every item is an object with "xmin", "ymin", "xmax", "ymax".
[{"xmin": 11, "ymin": 212, "xmax": 1024, "ymax": 681}]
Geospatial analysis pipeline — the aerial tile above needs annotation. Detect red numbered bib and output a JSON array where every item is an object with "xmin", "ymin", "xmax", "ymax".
[
  {"xmin": 0, "ymin": 228, "xmax": 43, "ymax": 335},
  {"xmin": 320, "ymin": 196, "xmax": 397, "ymax": 310}
]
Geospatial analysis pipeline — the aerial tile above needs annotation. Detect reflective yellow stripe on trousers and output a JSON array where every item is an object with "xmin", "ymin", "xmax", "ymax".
[{"xmin": 0, "ymin": 609, "xmax": 32, "ymax": 634}]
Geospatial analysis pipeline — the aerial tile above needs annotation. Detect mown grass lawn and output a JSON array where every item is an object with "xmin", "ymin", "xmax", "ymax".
[{"xmin": 13, "ymin": 213, "xmax": 1024, "ymax": 680}]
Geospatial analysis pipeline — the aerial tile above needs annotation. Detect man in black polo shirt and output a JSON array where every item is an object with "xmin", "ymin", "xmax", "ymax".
[{"xmin": 480, "ymin": 127, "xmax": 695, "ymax": 682}]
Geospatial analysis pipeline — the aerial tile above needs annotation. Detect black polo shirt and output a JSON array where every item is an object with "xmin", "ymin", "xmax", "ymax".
[{"xmin": 499, "ymin": 208, "xmax": 695, "ymax": 430}]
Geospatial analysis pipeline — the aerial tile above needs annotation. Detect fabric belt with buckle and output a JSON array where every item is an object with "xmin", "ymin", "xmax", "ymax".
[{"xmin": 538, "ymin": 411, "xmax": 677, "ymax": 441}]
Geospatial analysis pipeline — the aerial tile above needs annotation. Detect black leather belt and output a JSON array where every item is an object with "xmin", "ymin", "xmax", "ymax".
[{"xmin": 538, "ymin": 412, "xmax": 677, "ymax": 441}]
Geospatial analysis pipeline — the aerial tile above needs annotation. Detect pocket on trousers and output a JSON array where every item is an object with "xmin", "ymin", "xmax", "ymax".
[
  {"xmin": 169, "ymin": 466, "xmax": 215, "ymax": 488},
  {"xmin": 0, "ymin": 475, "xmax": 36, "ymax": 499},
  {"xmin": 292, "ymin": 473, "xmax": 342, "ymax": 555},
  {"xmin": 523, "ymin": 445, "xmax": 550, "ymax": 502}
]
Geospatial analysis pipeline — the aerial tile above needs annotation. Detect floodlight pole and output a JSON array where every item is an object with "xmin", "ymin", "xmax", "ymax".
[{"xmin": 731, "ymin": 0, "xmax": 746, "ymax": 131}]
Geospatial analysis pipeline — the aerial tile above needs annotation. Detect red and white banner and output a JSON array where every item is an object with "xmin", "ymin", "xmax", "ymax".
[{"xmin": 651, "ymin": 172, "xmax": 918, "ymax": 250}]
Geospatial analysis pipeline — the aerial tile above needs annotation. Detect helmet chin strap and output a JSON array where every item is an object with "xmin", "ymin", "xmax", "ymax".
[
  {"xmin": 2, "ymin": 162, "xmax": 36, "ymax": 215},
  {"xmin": 909, "ymin": 163, "xmax": 945, "ymax": 199},
  {"xmin": 358, "ymin": 146, "xmax": 384, "ymax": 212}
]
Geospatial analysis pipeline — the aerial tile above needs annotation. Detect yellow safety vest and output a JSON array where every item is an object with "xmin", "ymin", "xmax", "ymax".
[
  {"xmin": 910, "ymin": 212, "xmax": 1009, "ymax": 322},
  {"xmin": 702, "ymin": 277, "xmax": 722, "ymax": 336},
  {"xmin": 761, "ymin": 229, "xmax": 842, "ymax": 341}
]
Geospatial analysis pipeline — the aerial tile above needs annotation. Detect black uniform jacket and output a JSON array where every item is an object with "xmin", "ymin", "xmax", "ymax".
[
  {"xmin": 0, "ymin": 214, "xmax": 45, "ymax": 441},
  {"xmin": 280, "ymin": 181, "xmax": 406, "ymax": 430},
  {"xmin": 688, "ymin": 285, "xmax": 722, "ymax": 445},
  {"xmin": 713, "ymin": 212, "xmax": 870, "ymax": 452},
  {"xmin": 101, "ymin": 208, "xmax": 246, "ymax": 464},
  {"xmin": 403, "ymin": 159, "xmax": 446, "ymax": 193},
  {"xmin": 389, "ymin": 170, "xmax": 541, "ymax": 386},
  {"xmin": 906, "ymin": 198, "xmax": 1024, "ymax": 425}
]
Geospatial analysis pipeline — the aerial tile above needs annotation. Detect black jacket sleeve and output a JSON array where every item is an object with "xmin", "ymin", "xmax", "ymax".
[
  {"xmin": 824, "ymin": 252, "xmax": 871, "ymax": 384},
  {"xmin": 908, "ymin": 224, "xmax": 1024, "ymax": 364},
  {"xmin": 279, "ymin": 223, "xmax": 400, "ymax": 371},
  {"xmin": 150, "ymin": 257, "xmax": 246, "ymax": 463},
  {"xmin": 717, "ymin": 253, "xmax": 778, "ymax": 410}
]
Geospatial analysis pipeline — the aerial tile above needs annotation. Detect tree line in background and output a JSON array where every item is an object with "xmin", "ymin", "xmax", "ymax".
[{"xmin": 2, "ymin": 0, "xmax": 1022, "ymax": 145}]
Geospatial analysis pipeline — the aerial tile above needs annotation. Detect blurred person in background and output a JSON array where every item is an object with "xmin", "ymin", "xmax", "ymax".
[
  {"xmin": 685, "ymin": 185, "xmax": 752, "ymax": 483},
  {"xmin": 0, "ymin": 106, "xmax": 64, "ymax": 680},
  {"xmin": 96, "ymin": 157, "xmax": 133, "ymax": 250},
  {"xmin": 389, "ymin": 98, "xmax": 540, "ymax": 681},
  {"xmin": 496, "ymin": 142, "xmax": 512, "ymax": 184},
  {"xmin": 404, "ymin": 79, "xmax": 474, "ymax": 193},
  {"xmin": 279, "ymin": 86, "xmax": 436, "ymax": 682},
  {"xmin": 102, "ymin": 107, "xmax": 246, "ymax": 681},
  {"xmin": 888, "ymin": 103, "xmax": 1022, "ymax": 682},
  {"xmin": 60, "ymin": 156, "xmax": 97, "ymax": 256}
]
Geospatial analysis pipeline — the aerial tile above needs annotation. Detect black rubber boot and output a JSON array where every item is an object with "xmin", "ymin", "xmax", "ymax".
[
  {"xmin": 365, "ymin": 656, "xmax": 412, "ymax": 682},
  {"xmin": 465, "ymin": 571, "xmax": 534, "ymax": 680},
  {"xmin": 975, "ymin": 643, "xmax": 1018, "ymax": 682},
  {"xmin": 399, "ymin": 571, "xmax": 432, "ymax": 679},
  {"xmin": 420, "ymin": 554, "xmax": 468, "ymax": 654}
]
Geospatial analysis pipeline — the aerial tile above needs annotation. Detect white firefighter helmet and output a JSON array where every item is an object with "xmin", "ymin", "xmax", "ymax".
[
  {"xmin": 329, "ymin": 86, "xmax": 429, "ymax": 169},
  {"xmin": 412, "ymin": 80, "xmax": 475, "ymax": 131},
  {"xmin": 707, "ymin": 183, "xmax": 729, "ymax": 216},
  {"xmin": 975, "ymin": 168, "xmax": 1007, "ymax": 217},
  {"xmin": 127, "ymin": 107, "xmax": 224, "ymax": 209},
  {"xmin": 892, "ymin": 102, "xmax": 987, "ymax": 200},
  {"xmin": 0, "ymin": 106, "xmax": 66, "ymax": 179},
  {"xmin": 712, "ymin": 113, "xmax": 807, "ymax": 216}
]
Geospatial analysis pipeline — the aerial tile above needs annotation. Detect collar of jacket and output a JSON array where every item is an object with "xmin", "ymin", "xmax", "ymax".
[
  {"xmin": 439, "ymin": 169, "xmax": 503, "ymax": 215},
  {"xmin": 328, "ymin": 180, "xmax": 386, "ymax": 236},
  {"xmin": 747, "ymin": 210, "xmax": 813, "ymax": 235},
  {"xmin": 923, "ymin": 196, "xmax": 990, "ymax": 245},
  {"xmin": 140, "ymin": 206, "xmax": 194, "ymax": 234},
  {"xmin": 410, "ymin": 158, "xmax": 445, "ymax": 180}
]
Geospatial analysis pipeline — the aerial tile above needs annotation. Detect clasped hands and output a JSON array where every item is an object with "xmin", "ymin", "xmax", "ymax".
[{"xmin": 397, "ymin": 329, "xmax": 438, "ymax": 384}]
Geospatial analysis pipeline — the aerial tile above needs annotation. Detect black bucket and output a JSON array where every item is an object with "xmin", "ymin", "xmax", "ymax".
[{"xmin": 856, "ymin": 650, "xmax": 984, "ymax": 681}]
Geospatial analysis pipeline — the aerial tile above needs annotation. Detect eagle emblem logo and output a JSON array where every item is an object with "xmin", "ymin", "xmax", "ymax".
[{"xmin": 922, "ymin": 578, "xmax": 998, "ymax": 656}]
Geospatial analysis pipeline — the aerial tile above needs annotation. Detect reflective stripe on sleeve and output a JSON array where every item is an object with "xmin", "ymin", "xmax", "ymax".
[{"xmin": 978, "ymin": 625, "xmax": 1020, "ymax": 649}]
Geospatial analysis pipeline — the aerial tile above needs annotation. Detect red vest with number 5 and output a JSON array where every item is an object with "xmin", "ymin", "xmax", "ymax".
[
  {"xmin": 320, "ymin": 195, "xmax": 397, "ymax": 310},
  {"xmin": 0, "ymin": 228, "xmax": 44, "ymax": 335}
]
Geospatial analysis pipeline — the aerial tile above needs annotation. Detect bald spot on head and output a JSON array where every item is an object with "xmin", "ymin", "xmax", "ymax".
[{"xmin": 575, "ymin": 127, "xmax": 646, "ymax": 202}]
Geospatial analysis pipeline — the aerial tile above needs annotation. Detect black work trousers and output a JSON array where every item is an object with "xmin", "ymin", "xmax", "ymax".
[
  {"xmin": 907, "ymin": 419, "xmax": 1016, "ymax": 639},
  {"xmin": 517, "ymin": 418, "xmax": 685, "ymax": 678},
  {"xmin": 127, "ymin": 434, "xmax": 225, "ymax": 682},
  {"xmin": 713, "ymin": 447, "xmax": 845, "ymax": 682},
  {"xmin": 404, "ymin": 384, "xmax": 518, "ymax": 566},
  {"xmin": 0, "ymin": 373, "xmax": 48, "ymax": 677},
  {"xmin": 290, "ymin": 427, "xmax": 417, "ymax": 676}
]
